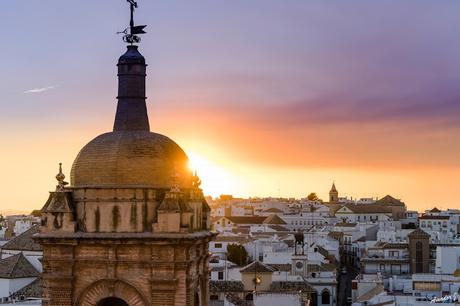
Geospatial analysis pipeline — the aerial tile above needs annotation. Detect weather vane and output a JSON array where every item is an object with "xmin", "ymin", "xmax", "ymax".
[{"xmin": 117, "ymin": 0, "xmax": 147, "ymax": 44}]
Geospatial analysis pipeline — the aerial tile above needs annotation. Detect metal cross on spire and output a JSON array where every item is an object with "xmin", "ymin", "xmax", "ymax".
[{"xmin": 118, "ymin": 0, "xmax": 147, "ymax": 44}]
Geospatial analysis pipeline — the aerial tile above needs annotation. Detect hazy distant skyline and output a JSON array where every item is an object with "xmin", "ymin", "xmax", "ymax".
[{"xmin": 2, "ymin": 0, "xmax": 460, "ymax": 212}]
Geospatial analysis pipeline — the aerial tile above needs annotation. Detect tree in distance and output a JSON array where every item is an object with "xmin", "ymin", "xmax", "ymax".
[
  {"xmin": 307, "ymin": 192, "xmax": 321, "ymax": 201},
  {"xmin": 226, "ymin": 243, "xmax": 248, "ymax": 266}
]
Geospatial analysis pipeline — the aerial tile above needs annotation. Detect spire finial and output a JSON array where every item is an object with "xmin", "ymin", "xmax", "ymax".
[
  {"xmin": 192, "ymin": 170, "xmax": 202, "ymax": 189},
  {"xmin": 118, "ymin": 0, "xmax": 147, "ymax": 45},
  {"xmin": 55, "ymin": 163, "xmax": 68, "ymax": 191},
  {"xmin": 331, "ymin": 181, "xmax": 337, "ymax": 192}
]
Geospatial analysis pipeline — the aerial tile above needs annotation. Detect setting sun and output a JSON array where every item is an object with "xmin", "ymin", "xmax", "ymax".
[{"xmin": 187, "ymin": 152, "xmax": 235, "ymax": 198}]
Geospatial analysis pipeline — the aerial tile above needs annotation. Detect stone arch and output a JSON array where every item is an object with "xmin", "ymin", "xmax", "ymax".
[
  {"xmin": 76, "ymin": 279, "xmax": 148, "ymax": 306},
  {"xmin": 97, "ymin": 297, "xmax": 128, "ymax": 306},
  {"xmin": 321, "ymin": 289, "xmax": 331, "ymax": 305}
]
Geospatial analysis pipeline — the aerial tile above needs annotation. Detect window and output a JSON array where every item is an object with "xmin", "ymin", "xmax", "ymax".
[
  {"xmin": 380, "ymin": 264, "xmax": 385, "ymax": 271},
  {"xmin": 245, "ymin": 293, "xmax": 254, "ymax": 301},
  {"xmin": 321, "ymin": 290, "xmax": 331, "ymax": 305},
  {"xmin": 389, "ymin": 251, "xmax": 399, "ymax": 257},
  {"xmin": 391, "ymin": 264, "xmax": 401, "ymax": 274},
  {"xmin": 218, "ymin": 271, "xmax": 224, "ymax": 280},
  {"xmin": 215, "ymin": 243, "xmax": 222, "ymax": 249},
  {"xmin": 210, "ymin": 295, "xmax": 219, "ymax": 300}
]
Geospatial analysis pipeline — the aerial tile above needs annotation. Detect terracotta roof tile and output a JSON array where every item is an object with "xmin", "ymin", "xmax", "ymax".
[
  {"xmin": 419, "ymin": 215, "xmax": 449, "ymax": 220},
  {"xmin": 375, "ymin": 195, "xmax": 405, "ymax": 207},
  {"xmin": 15, "ymin": 278, "xmax": 42, "ymax": 298},
  {"xmin": 408, "ymin": 228, "xmax": 430, "ymax": 238},
  {"xmin": 2, "ymin": 225, "xmax": 42, "ymax": 251},
  {"xmin": 240, "ymin": 261, "xmax": 277, "ymax": 273},
  {"xmin": 343, "ymin": 204, "xmax": 392, "ymax": 214},
  {"xmin": 0, "ymin": 253, "xmax": 39, "ymax": 279},
  {"xmin": 223, "ymin": 216, "xmax": 267, "ymax": 225},
  {"xmin": 263, "ymin": 208, "xmax": 284, "ymax": 213},
  {"xmin": 270, "ymin": 281, "xmax": 315, "ymax": 293},
  {"xmin": 263, "ymin": 214, "xmax": 287, "ymax": 225},
  {"xmin": 209, "ymin": 280, "xmax": 244, "ymax": 292}
]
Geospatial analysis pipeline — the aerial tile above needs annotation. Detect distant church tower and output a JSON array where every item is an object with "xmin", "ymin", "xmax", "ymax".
[
  {"xmin": 408, "ymin": 229, "xmax": 431, "ymax": 274},
  {"xmin": 291, "ymin": 231, "xmax": 308, "ymax": 277},
  {"xmin": 329, "ymin": 182, "xmax": 339, "ymax": 204},
  {"xmin": 36, "ymin": 3, "xmax": 213, "ymax": 306}
]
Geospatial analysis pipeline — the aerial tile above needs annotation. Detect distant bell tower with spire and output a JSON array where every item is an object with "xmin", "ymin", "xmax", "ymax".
[
  {"xmin": 329, "ymin": 182, "xmax": 339, "ymax": 204},
  {"xmin": 36, "ymin": 1, "xmax": 213, "ymax": 305}
]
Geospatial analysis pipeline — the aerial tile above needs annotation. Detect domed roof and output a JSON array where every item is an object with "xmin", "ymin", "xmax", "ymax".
[{"xmin": 70, "ymin": 131, "xmax": 192, "ymax": 188}]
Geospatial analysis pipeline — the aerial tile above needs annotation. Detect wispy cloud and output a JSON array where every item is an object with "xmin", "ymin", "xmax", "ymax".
[{"xmin": 23, "ymin": 85, "xmax": 56, "ymax": 94}]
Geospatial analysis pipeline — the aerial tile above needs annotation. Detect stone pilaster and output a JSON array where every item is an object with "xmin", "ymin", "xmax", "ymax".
[
  {"xmin": 151, "ymin": 278, "xmax": 177, "ymax": 305},
  {"xmin": 42, "ymin": 276, "xmax": 73, "ymax": 306}
]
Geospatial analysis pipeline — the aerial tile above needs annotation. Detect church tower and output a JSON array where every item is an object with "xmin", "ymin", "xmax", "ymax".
[
  {"xmin": 36, "ymin": 3, "xmax": 213, "ymax": 306},
  {"xmin": 408, "ymin": 228, "xmax": 431, "ymax": 274},
  {"xmin": 291, "ymin": 231, "xmax": 308, "ymax": 277},
  {"xmin": 329, "ymin": 182, "xmax": 339, "ymax": 204}
]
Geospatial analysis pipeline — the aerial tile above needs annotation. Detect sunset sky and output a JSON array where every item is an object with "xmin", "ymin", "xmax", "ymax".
[{"xmin": 1, "ymin": 0, "xmax": 460, "ymax": 213}]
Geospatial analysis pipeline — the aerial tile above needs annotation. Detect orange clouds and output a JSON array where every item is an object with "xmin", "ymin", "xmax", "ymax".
[{"xmin": 152, "ymin": 101, "xmax": 460, "ymax": 170}]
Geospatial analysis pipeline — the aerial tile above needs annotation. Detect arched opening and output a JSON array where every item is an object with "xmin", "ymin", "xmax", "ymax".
[
  {"xmin": 97, "ymin": 297, "xmax": 128, "ymax": 306},
  {"xmin": 415, "ymin": 241, "xmax": 423, "ymax": 273},
  {"xmin": 321, "ymin": 289, "xmax": 330, "ymax": 305},
  {"xmin": 310, "ymin": 291, "xmax": 318, "ymax": 306}
]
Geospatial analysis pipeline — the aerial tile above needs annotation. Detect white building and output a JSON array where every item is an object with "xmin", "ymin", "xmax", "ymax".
[
  {"xmin": 377, "ymin": 221, "xmax": 414, "ymax": 243},
  {"xmin": 335, "ymin": 205, "xmax": 392, "ymax": 223},
  {"xmin": 435, "ymin": 246, "xmax": 460, "ymax": 274},
  {"xmin": 209, "ymin": 234, "xmax": 255, "ymax": 260},
  {"xmin": 360, "ymin": 242, "xmax": 410, "ymax": 276},
  {"xmin": 419, "ymin": 210, "xmax": 460, "ymax": 243},
  {"xmin": 1, "ymin": 226, "xmax": 42, "ymax": 272},
  {"xmin": 0, "ymin": 253, "xmax": 39, "ymax": 303},
  {"xmin": 282, "ymin": 212, "xmax": 330, "ymax": 230}
]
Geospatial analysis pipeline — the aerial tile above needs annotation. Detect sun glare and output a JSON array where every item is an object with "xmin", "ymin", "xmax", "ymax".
[{"xmin": 187, "ymin": 152, "xmax": 234, "ymax": 198}]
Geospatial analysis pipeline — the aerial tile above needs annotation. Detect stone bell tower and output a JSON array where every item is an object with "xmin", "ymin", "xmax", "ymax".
[
  {"xmin": 329, "ymin": 182, "xmax": 339, "ymax": 204},
  {"xmin": 291, "ymin": 231, "xmax": 308, "ymax": 277},
  {"xmin": 35, "ymin": 2, "xmax": 214, "ymax": 305}
]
